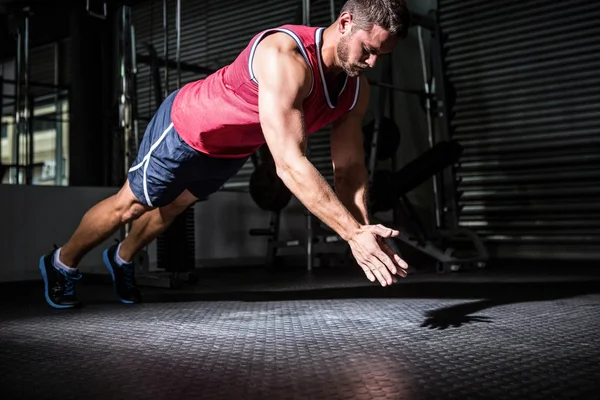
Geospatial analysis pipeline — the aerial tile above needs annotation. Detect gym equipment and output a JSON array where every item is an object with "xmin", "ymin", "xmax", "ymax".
[
  {"xmin": 248, "ymin": 145, "xmax": 292, "ymax": 212},
  {"xmin": 394, "ymin": 140, "xmax": 462, "ymax": 198},
  {"xmin": 368, "ymin": 141, "xmax": 462, "ymax": 216},
  {"xmin": 249, "ymin": 211, "xmax": 301, "ymax": 269},
  {"xmin": 362, "ymin": 117, "xmax": 401, "ymax": 161},
  {"xmin": 154, "ymin": 205, "xmax": 199, "ymax": 288},
  {"xmin": 362, "ymin": 9, "xmax": 475, "ymax": 275},
  {"xmin": 294, "ymin": 140, "xmax": 487, "ymax": 273},
  {"xmin": 142, "ymin": 43, "xmax": 163, "ymax": 108},
  {"xmin": 369, "ymin": 140, "xmax": 488, "ymax": 272},
  {"xmin": 249, "ymin": 164, "xmax": 292, "ymax": 212},
  {"xmin": 248, "ymin": 144, "xmax": 296, "ymax": 267},
  {"xmin": 116, "ymin": 5, "xmax": 139, "ymax": 188}
]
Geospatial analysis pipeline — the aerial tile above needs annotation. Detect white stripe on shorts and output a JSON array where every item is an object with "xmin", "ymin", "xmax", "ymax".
[{"xmin": 128, "ymin": 122, "xmax": 174, "ymax": 207}]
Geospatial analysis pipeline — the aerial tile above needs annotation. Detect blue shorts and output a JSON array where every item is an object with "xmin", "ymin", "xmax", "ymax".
[{"xmin": 127, "ymin": 89, "xmax": 248, "ymax": 208}]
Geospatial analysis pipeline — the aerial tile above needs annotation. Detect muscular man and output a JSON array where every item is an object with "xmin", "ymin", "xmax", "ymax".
[{"xmin": 39, "ymin": 0, "xmax": 411, "ymax": 309}]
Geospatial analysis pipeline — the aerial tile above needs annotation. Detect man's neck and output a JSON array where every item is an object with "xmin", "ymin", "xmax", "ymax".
[{"xmin": 320, "ymin": 25, "xmax": 344, "ymax": 78}]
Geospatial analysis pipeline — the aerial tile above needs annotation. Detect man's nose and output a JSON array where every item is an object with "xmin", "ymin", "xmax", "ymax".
[{"xmin": 366, "ymin": 54, "xmax": 378, "ymax": 68}]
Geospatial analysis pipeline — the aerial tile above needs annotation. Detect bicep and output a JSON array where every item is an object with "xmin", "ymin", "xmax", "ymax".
[{"xmin": 253, "ymin": 38, "xmax": 311, "ymax": 165}]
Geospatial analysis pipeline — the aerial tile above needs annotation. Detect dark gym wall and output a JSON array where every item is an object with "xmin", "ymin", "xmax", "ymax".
[{"xmin": 439, "ymin": 0, "xmax": 600, "ymax": 261}]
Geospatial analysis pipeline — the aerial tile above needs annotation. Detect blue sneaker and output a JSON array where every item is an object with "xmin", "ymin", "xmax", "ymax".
[
  {"xmin": 102, "ymin": 243, "xmax": 142, "ymax": 304},
  {"xmin": 39, "ymin": 248, "xmax": 83, "ymax": 309}
]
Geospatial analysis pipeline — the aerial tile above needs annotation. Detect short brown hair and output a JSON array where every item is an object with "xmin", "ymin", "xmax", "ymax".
[{"xmin": 340, "ymin": 0, "xmax": 410, "ymax": 39}]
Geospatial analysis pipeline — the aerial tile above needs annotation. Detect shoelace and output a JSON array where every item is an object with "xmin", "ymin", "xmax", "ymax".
[
  {"xmin": 60, "ymin": 270, "xmax": 82, "ymax": 296},
  {"xmin": 122, "ymin": 264, "xmax": 135, "ymax": 289}
]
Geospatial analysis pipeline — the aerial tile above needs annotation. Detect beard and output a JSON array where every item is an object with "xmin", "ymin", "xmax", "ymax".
[{"xmin": 336, "ymin": 35, "xmax": 365, "ymax": 77}]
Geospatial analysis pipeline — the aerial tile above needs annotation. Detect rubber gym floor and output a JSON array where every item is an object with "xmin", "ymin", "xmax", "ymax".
[{"xmin": 1, "ymin": 263, "xmax": 600, "ymax": 400}]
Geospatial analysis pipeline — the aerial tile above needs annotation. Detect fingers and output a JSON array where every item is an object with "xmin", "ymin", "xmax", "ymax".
[
  {"xmin": 380, "ymin": 240, "xmax": 409, "ymax": 276},
  {"xmin": 356, "ymin": 255, "xmax": 392, "ymax": 287},
  {"xmin": 374, "ymin": 250, "xmax": 397, "ymax": 275},
  {"xmin": 359, "ymin": 261, "xmax": 398, "ymax": 286},
  {"xmin": 374, "ymin": 250, "xmax": 399, "ymax": 282},
  {"xmin": 395, "ymin": 254, "xmax": 409, "ymax": 270},
  {"xmin": 363, "ymin": 255, "xmax": 395, "ymax": 286},
  {"xmin": 349, "ymin": 228, "xmax": 409, "ymax": 287},
  {"xmin": 368, "ymin": 245, "xmax": 409, "ymax": 284},
  {"xmin": 367, "ymin": 259, "xmax": 392, "ymax": 286},
  {"xmin": 364, "ymin": 224, "xmax": 400, "ymax": 238}
]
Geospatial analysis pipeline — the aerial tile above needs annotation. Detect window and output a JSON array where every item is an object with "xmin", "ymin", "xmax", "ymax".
[
  {"xmin": 31, "ymin": 100, "xmax": 70, "ymax": 186},
  {"xmin": 2, "ymin": 46, "xmax": 70, "ymax": 186},
  {"xmin": 0, "ymin": 100, "xmax": 69, "ymax": 185}
]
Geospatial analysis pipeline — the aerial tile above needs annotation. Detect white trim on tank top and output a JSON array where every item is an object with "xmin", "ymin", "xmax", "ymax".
[
  {"xmin": 349, "ymin": 76, "xmax": 361, "ymax": 110},
  {"xmin": 248, "ymin": 28, "xmax": 314, "ymax": 98},
  {"xmin": 315, "ymin": 27, "xmax": 349, "ymax": 109}
]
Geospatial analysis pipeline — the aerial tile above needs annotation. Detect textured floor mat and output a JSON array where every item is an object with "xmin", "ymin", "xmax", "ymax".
[{"xmin": 1, "ymin": 292, "xmax": 600, "ymax": 399}]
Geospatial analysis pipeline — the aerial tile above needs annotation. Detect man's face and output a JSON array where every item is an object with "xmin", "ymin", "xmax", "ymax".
[{"xmin": 336, "ymin": 23, "xmax": 398, "ymax": 77}]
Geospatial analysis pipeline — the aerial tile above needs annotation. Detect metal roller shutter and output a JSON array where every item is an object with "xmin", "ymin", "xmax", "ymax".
[{"xmin": 439, "ymin": 0, "xmax": 600, "ymax": 260}]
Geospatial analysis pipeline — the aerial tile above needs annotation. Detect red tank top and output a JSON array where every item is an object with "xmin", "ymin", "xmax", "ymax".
[{"xmin": 170, "ymin": 24, "xmax": 361, "ymax": 158}]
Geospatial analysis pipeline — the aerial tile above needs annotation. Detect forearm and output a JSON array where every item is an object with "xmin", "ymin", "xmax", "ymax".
[
  {"xmin": 334, "ymin": 167, "xmax": 370, "ymax": 225},
  {"xmin": 277, "ymin": 158, "xmax": 361, "ymax": 241}
]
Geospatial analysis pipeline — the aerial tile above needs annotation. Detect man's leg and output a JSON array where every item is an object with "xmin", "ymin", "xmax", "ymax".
[
  {"xmin": 99, "ymin": 151, "xmax": 249, "ymax": 305},
  {"xmin": 59, "ymin": 180, "xmax": 151, "ymax": 267},
  {"xmin": 40, "ymin": 88, "xmax": 186, "ymax": 309},
  {"xmin": 117, "ymin": 189, "xmax": 199, "ymax": 263},
  {"xmin": 100, "ymin": 189, "xmax": 198, "ymax": 304},
  {"xmin": 39, "ymin": 180, "xmax": 151, "ymax": 309}
]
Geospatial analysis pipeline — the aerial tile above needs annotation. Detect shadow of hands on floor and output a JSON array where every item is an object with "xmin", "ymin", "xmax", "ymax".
[
  {"xmin": 415, "ymin": 278, "xmax": 600, "ymax": 330},
  {"xmin": 420, "ymin": 300, "xmax": 495, "ymax": 330}
]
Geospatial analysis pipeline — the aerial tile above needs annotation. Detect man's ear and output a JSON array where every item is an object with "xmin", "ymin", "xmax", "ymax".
[{"xmin": 338, "ymin": 11, "xmax": 353, "ymax": 34}]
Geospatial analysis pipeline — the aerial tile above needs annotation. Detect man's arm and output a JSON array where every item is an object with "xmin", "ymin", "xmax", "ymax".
[
  {"xmin": 252, "ymin": 34, "xmax": 407, "ymax": 286},
  {"xmin": 330, "ymin": 76, "xmax": 371, "ymax": 226},
  {"xmin": 252, "ymin": 34, "xmax": 361, "ymax": 241}
]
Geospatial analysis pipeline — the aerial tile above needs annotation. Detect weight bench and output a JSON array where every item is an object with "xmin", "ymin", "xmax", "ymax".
[
  {"xmin": 371, "ymin": 139, "xmax": 489, "ymax": 272},
  {"xmin": 294, "ymin": 139, "xmax": 488, "ymax": 273}
]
